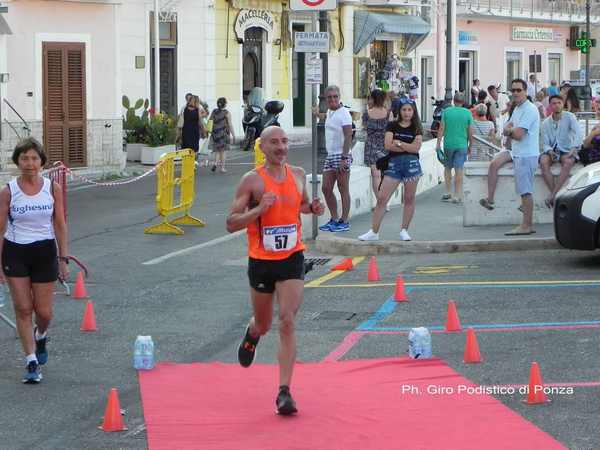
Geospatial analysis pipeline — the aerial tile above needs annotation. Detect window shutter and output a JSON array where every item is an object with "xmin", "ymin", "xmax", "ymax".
[
  {"xmin": 44, "ymin": 47, "xmax": 65, "ymax": 165},
  {"xmin": 66, "ymin": 46, "xmax": 86, "ymax": 167}
]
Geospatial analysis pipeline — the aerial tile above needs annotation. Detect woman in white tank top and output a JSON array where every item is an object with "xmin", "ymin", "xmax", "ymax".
[{"xmin": 0, "ymin": 138, "xmax": 69, "ymax": 384}]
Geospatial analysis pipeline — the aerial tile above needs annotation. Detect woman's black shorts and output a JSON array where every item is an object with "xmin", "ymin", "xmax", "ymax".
[{"xmin": 2, "ymin": 239, "xmax": 58, "ymax": 283}]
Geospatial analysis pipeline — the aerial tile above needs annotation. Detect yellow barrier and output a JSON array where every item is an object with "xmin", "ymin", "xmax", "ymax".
[
  {"xmin": 144, "ymin": 149, "xmax": 205, "ymax": 235},
  {"xmin": 254, "ymin": 138, "xmax": 265, "ymax": 168}
]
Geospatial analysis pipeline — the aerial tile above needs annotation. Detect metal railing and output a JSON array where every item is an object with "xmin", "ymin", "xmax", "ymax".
[
  {"xmin": 471, "ymin": 134, "xmax": 503, "ymax": 160},
  {"xmin": 457, "ymin": 0, "xmax": 600, "ymax": 19},
  {"xmin": 2, "ymin": 99, "xmax": 31, "ymax": 140}
]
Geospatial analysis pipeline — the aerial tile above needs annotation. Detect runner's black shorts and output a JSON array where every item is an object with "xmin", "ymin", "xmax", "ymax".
[
  {"xmin": 248, "ymin": 251, "xmax": 305, "ymax": 294},
  {"xmin": 2, "ymin": 239, "xmax": 59, "ymax": 283}
]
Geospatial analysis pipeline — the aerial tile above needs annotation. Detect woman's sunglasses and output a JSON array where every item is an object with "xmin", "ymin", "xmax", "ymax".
[{"xmin": 398, "ymin": 97, "xmax": 415, "ymax": 105}]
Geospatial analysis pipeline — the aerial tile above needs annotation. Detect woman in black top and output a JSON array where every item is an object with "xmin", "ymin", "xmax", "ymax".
[
  {"xmin": 358, "ymin": 98, "xmax": 423, "ymax": 242},
  {"xmin": 181, "ymin": 96, "xmax": 205, "ymax": 152}
]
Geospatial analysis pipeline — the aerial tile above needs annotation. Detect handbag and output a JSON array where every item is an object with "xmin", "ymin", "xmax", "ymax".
[
  {"xmin": 579, "ymin": 145, "xmax": 600, "ymax": 166},
  {"xmin": 375, "ymin": 153, "xmax": 392, "ymax": 191}
]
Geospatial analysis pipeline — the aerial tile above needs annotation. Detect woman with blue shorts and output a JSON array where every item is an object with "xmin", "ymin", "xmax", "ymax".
[{"xmin": 358, "ymin": 98, "xmax": 423, "ymax": 241}]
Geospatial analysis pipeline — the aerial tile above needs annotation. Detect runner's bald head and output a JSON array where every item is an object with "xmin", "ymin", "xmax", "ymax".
[
  {"xmin": 259, "ymin": 126, "xmax": 288, "ymax": 167},
  {"xmin": 260, "ymin": 126, "xmax": 286, "ymax": 141}
]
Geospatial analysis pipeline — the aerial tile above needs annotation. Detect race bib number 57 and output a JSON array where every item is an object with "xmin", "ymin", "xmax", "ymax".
[{"xmin": 262, "ymin": 224, "xmax": 298, "ymax": 252}]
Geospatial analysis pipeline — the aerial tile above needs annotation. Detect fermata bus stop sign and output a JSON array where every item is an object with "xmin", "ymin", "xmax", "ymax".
[{"xmin": 290, "ymin": 0, "xmax": 336, "ymax": 11}]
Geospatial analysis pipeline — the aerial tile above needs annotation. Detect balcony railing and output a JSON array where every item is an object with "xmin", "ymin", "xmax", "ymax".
[{"xmin": 458, "ymin": 0, "xmax": 600, "ymax": 21}]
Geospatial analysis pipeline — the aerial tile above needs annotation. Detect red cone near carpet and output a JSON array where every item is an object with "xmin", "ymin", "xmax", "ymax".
[
  {"xmin": 445, "ymin": 300, "xmax": 462, "ymax": 332},
  {"xmin": 99, "ymin": 388, "xmax": 127, "ymax": 432},
  {"xmin": 331, "ymin": 258, "xmax": 354, "ymax": 271},
  {"xmin": 526, "ymin": 362, "xmax": 549, "ymax": 405},
  {"xmin": 463, "ymin": 328, "xmax": 482, "ymax": 363},
  {"xmin": 73, "ymin": 271, "xmax": 89, "ymax": 299},
  {"xmin": 393, "ymin": 274, "xmax": 407, "ymax": 302},
  {"xmin": 367, "ymin": 256, "xmax": 380, "ymax": 282},
  {"xmin": 80, "ymin": 300, "xmax": 98, "ymax": 332}
]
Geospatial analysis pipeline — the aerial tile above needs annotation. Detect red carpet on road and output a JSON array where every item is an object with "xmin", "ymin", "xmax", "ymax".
[{"xmin": 139, "ymin": 358, "xmax": 565, "ymax": 450}]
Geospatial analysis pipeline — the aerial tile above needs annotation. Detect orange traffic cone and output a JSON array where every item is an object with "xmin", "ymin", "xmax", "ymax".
[
  {"xmin": 445, "ymin": 300, "xmax": 462, "ymax": 332},
  {"xmin": 393, "ymin": 274, "xmax": 408, "ymax": 302},
  {"xmin": 367, "ymin": 256, "xmax": 380, "ymax": 282},
  {"xmin": 463, "ymin": 328, "xmax": 482, "ymax": 363},
  {"xmin": 73, "ymin": 271, "xmax": 88, "ymax": 299},
  {"xmin": 99, "ymin": 388, "xmax": 127, "ymax": 432},
  {"xmin": 80, "ymin": 301, "xmax": 98, "ymax": 332},
  {"xmin": 526, "ymin": 362, "xmax": 549, "ymax": 405},
  {"xmin": 331, "ymin": 258, "xmax": 354, "ymax": 271}
]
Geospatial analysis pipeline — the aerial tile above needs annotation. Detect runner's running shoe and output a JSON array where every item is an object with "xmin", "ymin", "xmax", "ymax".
[
  {"xmin": 276, "ymin": 385, "xmax": 298, "ymax": 415},
  {"xmin": 238, "ymin": 325, "xmax": 259, "ymax": 368},
  {"xmin": 22, "ymin": 361, "xmax": 42, "ymax": 384},
  {"xmin": 34, "ymin": 328, "xmax": 48, "ymax": 365}
]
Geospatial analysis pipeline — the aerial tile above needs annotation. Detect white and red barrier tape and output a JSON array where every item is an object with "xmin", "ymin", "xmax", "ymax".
[{"xmin": 44, "ymin": 161, "xmax": 165, "ymax": 187}]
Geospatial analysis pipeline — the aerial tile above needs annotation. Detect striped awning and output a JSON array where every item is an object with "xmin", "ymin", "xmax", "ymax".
[{"xmin": 354, "ymin": 11, "xmax": 430, "ymax": 54}]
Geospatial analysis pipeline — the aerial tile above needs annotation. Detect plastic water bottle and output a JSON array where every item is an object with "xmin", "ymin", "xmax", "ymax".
[
  {"xmin": 133, "ymin": 336, "xmax": 155, "ymax": 370},
  {"xmin": 408, "ymin": 327, "xmax": 432, "ymax": 359},
  {"xmin": 0, "ymin": 283, "xmax": 5, "ymax": 308}
]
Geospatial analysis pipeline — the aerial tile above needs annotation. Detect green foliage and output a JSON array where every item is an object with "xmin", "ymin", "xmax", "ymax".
[
  {"xmin": 122, "ymin": 95, "xmax": 150, "ymax": 143},
  {"xmin": 143, "ymin": 112, "xmax": 176, "ymax": 147}
]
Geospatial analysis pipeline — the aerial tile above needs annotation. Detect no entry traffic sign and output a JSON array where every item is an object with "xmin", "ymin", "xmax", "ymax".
[{"xmin": 290, "ymin": 0, "xmax": 336, "ymax": 11}]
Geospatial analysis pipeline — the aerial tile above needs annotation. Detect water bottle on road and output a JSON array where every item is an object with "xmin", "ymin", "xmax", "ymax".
[
  {"xmin": 133, "ymin": 336, "xmax": 155, "ymax": 370},
  {"xmin": 408, "ymin": 327, "xmax": 432, "ymax": 359}
]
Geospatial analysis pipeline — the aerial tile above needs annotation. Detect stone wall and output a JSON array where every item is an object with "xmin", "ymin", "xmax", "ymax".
[{"xmin": 0, "ymin": 118, "xmax": 125, "ymax": 172}]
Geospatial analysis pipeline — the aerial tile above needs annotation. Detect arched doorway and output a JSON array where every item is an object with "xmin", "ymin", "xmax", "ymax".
[{"xmin": 242, "ymin": 27, "xmax": 264, "ymax": 103}]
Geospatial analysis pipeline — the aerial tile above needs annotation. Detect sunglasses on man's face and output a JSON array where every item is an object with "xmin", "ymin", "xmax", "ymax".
[{"xmin": 511, "ymin": 88, "xmax": 524, "ymax": 93}]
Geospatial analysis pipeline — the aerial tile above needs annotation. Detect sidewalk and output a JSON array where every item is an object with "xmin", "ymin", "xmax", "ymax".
[{"xmin": 315, "ymin": 184, "xmax": 559, "ymax": 255}]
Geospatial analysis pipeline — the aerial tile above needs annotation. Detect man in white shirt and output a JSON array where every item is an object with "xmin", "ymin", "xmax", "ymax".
[
  {"xmin": 527, "ymin": 74, "xmax": 539, "ymax": 100},
  {"xmin": 313, "ymin": 85, "xmax": 354, "ymax": 232},
  {"xmin": 504, "ymin": 79, "xmax": 540, "ymax": 235},
  {"xmin": 480, "ymin": 79, "xmax": 540, "ymax": 235}
]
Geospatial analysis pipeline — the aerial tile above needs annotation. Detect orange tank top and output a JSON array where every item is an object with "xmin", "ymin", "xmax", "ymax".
[{"xmin": 247, "ymin": 165, "xmax": 305, "ymax": 260}]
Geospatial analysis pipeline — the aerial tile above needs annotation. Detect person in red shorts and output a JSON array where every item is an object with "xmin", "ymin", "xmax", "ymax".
[{"xmin": 226, "ymin": 126, "xmax": 324, "ymax": 415}]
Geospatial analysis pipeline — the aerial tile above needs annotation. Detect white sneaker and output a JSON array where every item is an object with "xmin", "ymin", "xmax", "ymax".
[
  {"xmin": 358, "ymin": 230, "xmax": 379, "ymax": 241},
  {"xmin": 399, "ymin": 229, "xmax": 412, "ymax": 241}
]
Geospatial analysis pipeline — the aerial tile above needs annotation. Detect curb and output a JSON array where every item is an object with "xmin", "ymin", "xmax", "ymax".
[{"xmin": 315, "ymin": 234, "xmax": 561, "ymax": 256}]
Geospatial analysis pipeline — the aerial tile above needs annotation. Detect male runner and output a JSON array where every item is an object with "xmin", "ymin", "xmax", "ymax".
[{"xmin": 226, "ymin": 126, "xmax": 324, "ymax": 415}]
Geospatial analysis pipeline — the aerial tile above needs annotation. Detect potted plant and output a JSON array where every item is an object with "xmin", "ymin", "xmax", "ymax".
[
  {"xmin": 122, "ymin": 95, "xmax": 150, "ymax": 162},
  {"xmin": 141, "ymin": 110, "xmax": 177, "ymax": 165}
]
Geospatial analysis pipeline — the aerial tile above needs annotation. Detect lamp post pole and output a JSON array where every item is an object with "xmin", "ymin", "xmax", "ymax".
[
  {"xmin": 153, "ymin": 0, "xmax": 161, "ymax": 113},
  {"xmin": 444, "ymin": 0, "xmax": 455, "ymax": 103}
]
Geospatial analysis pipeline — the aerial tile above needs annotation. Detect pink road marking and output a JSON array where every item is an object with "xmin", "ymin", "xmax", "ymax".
[
  {"xmin": 322, "ymin": 331, "xmax": 366, "ymax": 362},
  {"xmin": 362, "ymin": 323, "xmax": 600, "ymax": 335},
  {"xmin": 501, "ymin": 381, "xmax": 600, "ymax": 389}
]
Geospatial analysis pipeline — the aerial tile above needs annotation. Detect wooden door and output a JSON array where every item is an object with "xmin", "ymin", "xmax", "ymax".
[{"xmin": 43, "ymin": 42, "xmax": 87, "ymax": 167}]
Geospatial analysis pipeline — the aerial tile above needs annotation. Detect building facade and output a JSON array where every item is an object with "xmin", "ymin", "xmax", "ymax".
[{"xmin": 0, "ymin": 0, "xmax": 124, "ymax": 171}]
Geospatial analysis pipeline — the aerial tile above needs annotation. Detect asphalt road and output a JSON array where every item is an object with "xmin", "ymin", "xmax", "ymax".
[{"xmin": 0, "ymin": 147, "xmax": 599, "ymax": 449}]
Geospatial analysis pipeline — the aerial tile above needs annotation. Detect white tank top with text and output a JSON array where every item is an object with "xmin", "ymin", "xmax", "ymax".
[{"xmin": 5, "ymin": 177, "xmax": 55, "ymax": 244}]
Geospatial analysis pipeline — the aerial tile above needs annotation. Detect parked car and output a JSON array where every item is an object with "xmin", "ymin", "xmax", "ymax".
[{"xmin": 554, "ymin": 161, "xmax": 600, "ymax": 250}]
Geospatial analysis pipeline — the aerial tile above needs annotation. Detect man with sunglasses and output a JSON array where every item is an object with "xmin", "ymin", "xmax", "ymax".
[
  {"xmin": 479, "ymin": 79, "xmax": 540, "ymax": 235},
  {"xmin": 313, "ymin": 85, "xmax": 354, "ymax": 232}
]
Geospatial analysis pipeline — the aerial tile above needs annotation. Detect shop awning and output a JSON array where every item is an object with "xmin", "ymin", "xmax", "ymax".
[{"xmin": 353, "ymin": 11, "xmax": 430, "ymax": 54}]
